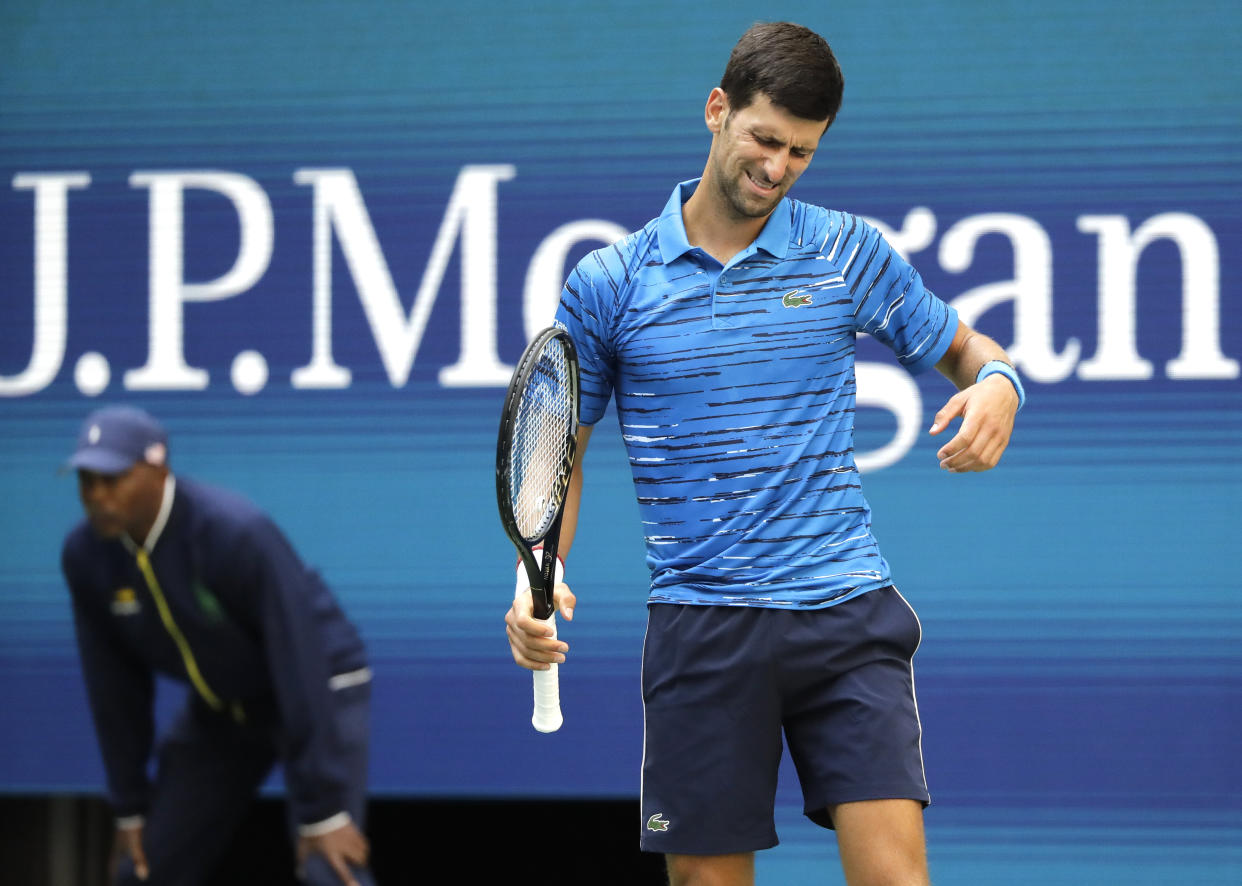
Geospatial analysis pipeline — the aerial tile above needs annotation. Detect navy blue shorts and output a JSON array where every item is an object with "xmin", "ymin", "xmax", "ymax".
[{"xmin": 639, "ymin": 586, "xmax": 929, "ymax": 855}]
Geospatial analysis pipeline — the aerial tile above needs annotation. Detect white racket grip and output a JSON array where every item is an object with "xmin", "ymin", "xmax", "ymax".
[
  {"xmin": 531, "ymin": 613, "xmax": 563, "ymax": 733},
  {"xmin": 515, "ymin": 549, "xmax": 565, "ymax": 733}
]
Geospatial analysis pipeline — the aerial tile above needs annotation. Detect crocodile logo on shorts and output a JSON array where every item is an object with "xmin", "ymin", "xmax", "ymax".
[
  {"xmin": 646, "ymin": 812, "xmax": 670, "ymax": 832},
  {"xmin": 782, "ymin": 291, "xmax": 813, "ymax": 308}
]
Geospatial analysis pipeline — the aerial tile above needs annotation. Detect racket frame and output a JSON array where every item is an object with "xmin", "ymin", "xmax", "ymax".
[{"xmin": 495, "ymin": 326, "xmax": 580, "ymax": 621}]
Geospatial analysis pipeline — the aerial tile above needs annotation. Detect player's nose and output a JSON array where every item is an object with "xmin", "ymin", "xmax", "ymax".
[{"xmin": 763, "ymin": 149, "xmax": 789, "ymax": 184}]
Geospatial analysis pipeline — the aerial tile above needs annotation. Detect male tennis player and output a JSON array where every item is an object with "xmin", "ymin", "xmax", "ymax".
[
  {"xmin": 61, "ymin": 405, "xmax": 377, "ymax": 886},
  {"xmin": 505, "ymin": 21, "xmax": 1024, "ymax": 886}
]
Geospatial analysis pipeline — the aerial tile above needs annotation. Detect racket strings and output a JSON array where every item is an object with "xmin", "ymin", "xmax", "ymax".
[{"xmin": 510, "ymin": 342, "xmax": 574, "ymax": 541}]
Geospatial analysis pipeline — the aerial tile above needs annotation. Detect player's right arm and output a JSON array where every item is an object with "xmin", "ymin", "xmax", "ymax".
[
  {"xmin": 506, "ymin": 236, "xmax": 622, "ymax": 669},
  {"xmin": 505, "ymin": 424, "xmax": 592, "ymax": 671}
]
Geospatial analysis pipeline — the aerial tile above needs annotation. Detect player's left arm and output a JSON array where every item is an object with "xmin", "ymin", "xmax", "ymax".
[{"xmin": 929, "ymin": 320, "xmax": 1023, "ymax": 472}]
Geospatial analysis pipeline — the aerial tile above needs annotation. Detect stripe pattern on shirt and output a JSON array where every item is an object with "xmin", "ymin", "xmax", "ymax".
[{"xmin": 557, "ymin": 181, "xmax": 957, "ymax": 608}]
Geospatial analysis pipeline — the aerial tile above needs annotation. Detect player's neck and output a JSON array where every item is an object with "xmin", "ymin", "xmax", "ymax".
[{"xmin": 682, "ymin": 179, "xmax": 768, "ymax": 266}]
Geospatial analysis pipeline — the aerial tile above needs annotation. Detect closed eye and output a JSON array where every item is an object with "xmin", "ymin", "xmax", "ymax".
[{"xmin": 755, "ymin": 134, "xmax": 813, "ymax": 160}]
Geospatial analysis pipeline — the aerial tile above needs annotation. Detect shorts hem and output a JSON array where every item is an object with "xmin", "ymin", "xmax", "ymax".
[
  {"xmin": 804, "ymin": 789, "xmax": 931, "ymax": 830},
  {"xmin": 639, "ymin": 835, "xmax": 780, "ymax": 856}
]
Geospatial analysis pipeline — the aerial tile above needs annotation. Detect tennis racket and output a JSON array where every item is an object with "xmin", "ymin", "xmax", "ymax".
[{"xmin": 496, "ymin": 326, "xmax": 580, "ymax": 733}]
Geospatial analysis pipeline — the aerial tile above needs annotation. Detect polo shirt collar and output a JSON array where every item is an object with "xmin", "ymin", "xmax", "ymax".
[
  {"xmin": 655, "ymin": 179, "xmax": 699, "ymax": 262},
  {"xmin": 656, "ymin": 178, "xmax": 793, "ymax": 263}
]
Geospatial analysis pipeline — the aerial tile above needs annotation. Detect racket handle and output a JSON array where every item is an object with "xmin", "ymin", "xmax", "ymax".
[{"xmin": 531, "ymin": 613, "xmax": 563, "ymax": 733}]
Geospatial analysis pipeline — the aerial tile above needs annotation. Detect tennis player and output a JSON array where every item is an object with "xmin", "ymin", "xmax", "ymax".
[
  {"xmin": 507, "ymin": 21, "xmax": 1025, "ymax": 885},
  {"xmin": 61, "ymin": 405, "xmax": 376, "ymax": 886}
]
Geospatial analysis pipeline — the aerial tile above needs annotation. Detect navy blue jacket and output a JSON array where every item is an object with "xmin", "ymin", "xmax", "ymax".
[{"xmin": 61, "ymin": 476, "xmax": 368, "ymax": 826}]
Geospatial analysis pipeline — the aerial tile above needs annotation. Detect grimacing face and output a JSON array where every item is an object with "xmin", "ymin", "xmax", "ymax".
[
  {"xmin": 704, "ymin": 89, "xmax": 829, "ymax": 221},
  {"xmin": 78, "ymin": 463, "xmax": 166, "ymax": 542}
]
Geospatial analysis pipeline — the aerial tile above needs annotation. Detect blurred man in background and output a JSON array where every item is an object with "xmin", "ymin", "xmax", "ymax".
[{"xmin": 62, "ymin": 405, "xmax": 376, "ymax": 886}]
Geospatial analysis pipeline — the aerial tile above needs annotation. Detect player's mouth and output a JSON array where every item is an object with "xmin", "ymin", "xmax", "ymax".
[{"xmin": 745, "ymin": 170, "xmax": 779, "ymax": 194}]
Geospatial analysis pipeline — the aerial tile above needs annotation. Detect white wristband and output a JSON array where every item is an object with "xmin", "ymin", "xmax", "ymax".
[{"xmin": 514, "ymin": 546, "xmax": 565, "ymax": 598}]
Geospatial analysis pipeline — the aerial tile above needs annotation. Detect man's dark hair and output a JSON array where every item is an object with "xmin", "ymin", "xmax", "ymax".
[{"xmin": 720, "ymin": 22, "xmax": 844, "ymax": 124}]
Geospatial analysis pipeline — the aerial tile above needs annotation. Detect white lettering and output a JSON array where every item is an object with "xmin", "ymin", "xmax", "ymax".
[
  {"xmin": 124, "ymin": 172, "xmax": 273, "ymax": 390},
  {"xmin": 4, "ymin": 167, "xmax": 1232, "ymax": 402},
  {"xmin": 940, "ymin": 213, "xmax": 1080, "ymax": 383},
  {"xmin": 523, "ymin": 220, "xmax": 628, "ymax": 340},
  {"xmin": 439, "ymin": 166, "xmax": 517, "ymax": 387},
  {"xmin": 290, "ymin": 168, "xmax": 359, "ymax": 389},
  {"xmin": 1077, "ymin": 213, "xmax": 1237, "ymax": 380},
  {"xmin": 855, "ymin": 362, "xmax": 922, "ymax": 473},
  {"xmin": 862, "ymin": 207, "xmax": 937, "ymax": 262},
  {"xmin": 292, "ymin": 165, "xmax": 516, "ymax": 390},
  {"xmin": 2, "ymin": 173, "xmax": 90, "ymax": 397}
]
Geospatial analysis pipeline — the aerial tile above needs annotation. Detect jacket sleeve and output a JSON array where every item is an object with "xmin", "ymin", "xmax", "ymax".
[
  {"xmin": 63, "ymin": 541, "xmax": 156, "ymax": 819},
  {"xmin": 234, "ymin": 515, "xmax": 350, "ymax": 826}
]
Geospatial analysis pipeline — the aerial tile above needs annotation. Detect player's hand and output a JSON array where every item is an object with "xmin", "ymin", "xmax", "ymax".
[
  {"xmin": 111, "ymin": 821, "xmax": 149, "ymax": 881},
  {"xmin": 505, "ymin": 582, "xmax": 575, "ymax": 671},
  {"xmin": 928, "ymin": 373, "xmax": 1019, "ymax": 472},
  {"xmin": 296, "ymin": 820, "xmax": 370, "ymax": 886}
]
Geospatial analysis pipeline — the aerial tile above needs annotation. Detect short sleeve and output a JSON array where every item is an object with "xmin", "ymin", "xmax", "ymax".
[
  {"xmin": 555, "ymin": 247, "xmax": 620, "ymax": 425},
  {"xmin": 845, "ymin": 218, "xmax": 958, "ymax": 375}
]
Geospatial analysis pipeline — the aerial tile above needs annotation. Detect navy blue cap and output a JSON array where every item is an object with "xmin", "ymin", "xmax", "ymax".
[{"xmin": 67, "ymin": 406, "xmax": 168, "ymax": 474}]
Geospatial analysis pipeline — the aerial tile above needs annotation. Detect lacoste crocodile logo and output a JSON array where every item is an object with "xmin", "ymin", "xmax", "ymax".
[
  {"xmin": 782, "ymin": 291, "xmax": 813, "ymax": 308},
  {"xmin": 646, "ymin": 812, "xmax": 670, "ymax": 832}
]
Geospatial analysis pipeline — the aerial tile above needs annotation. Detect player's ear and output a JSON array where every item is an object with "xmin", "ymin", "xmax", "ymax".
[{"xmin": 705, "ymin": 87, "xmax": 728, "ymax": 134}]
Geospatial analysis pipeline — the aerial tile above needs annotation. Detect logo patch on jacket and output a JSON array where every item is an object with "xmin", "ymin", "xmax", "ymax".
[
  {"xmin": 193, "ymin": 580, "xmax": 226, "ymax": 623},
  {"xmin": 110, "ymin": 587, "xmax": 141, "ymax": 616},
  {"xmin": 782, "ymin": 291, "xmax": 813, "ymax": 308}
]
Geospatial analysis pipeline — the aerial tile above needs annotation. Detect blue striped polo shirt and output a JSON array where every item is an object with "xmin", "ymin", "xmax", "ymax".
[{"xmin": 556, "ymin": 179, "xmax": 958, "ymax": 608}]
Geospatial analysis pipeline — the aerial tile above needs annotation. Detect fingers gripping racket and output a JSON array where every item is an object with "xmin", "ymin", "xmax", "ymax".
[{"xmin": 496, "ymin": 326, "xmax": 580, "ymax": 733}]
